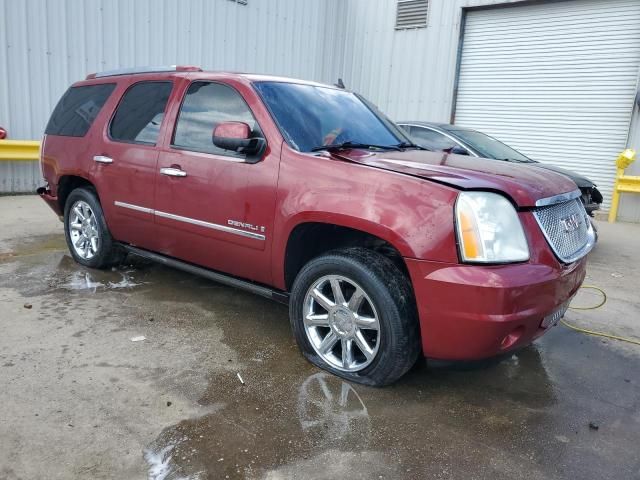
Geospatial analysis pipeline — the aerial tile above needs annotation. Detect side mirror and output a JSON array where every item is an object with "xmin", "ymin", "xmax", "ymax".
[
  {"xmin": 212, "ymin": 122, "xmax": 266, "ymax": 161},
  {"xmin": 450, "ymin": 145, "xmax": 469, "ymax": 156},
  {"xmin": 0, "ymin": 127, "xmax": 7, "ymax": 140}
]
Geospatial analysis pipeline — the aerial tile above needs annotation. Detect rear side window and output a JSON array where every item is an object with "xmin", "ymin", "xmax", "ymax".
[
  {"xmin": 45, "ymin": 83, "xmax": 115, "ymax": 137},
  {"xmin": 410, "ymin": 127, "xmax": 459, "ymax": 151},
  {"xmin": 110, "ymin": 81, "xmax": 173, "ymax": 145},
  {"xmin": 172, "ymin": 81, "xmax": 261, "ymax": 157}
]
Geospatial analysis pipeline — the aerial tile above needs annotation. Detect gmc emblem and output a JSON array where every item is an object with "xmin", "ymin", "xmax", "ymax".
[{"xmin": 560, "ymin": 213, "xmax": 581, "ymax": 233}]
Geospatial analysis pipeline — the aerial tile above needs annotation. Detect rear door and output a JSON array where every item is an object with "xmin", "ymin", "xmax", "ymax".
[
  {"xmin": 153, "ymin": 78, "xmax": 280, "ymax": 285},
  {"xmin": 93, "ymin": 79, "xmax": 174, "ymax": 250}
]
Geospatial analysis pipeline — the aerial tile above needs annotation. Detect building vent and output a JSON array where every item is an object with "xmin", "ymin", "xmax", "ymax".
[{"xmin": 395, "ymin": 0, "xmax": 428, "ymax": 29}]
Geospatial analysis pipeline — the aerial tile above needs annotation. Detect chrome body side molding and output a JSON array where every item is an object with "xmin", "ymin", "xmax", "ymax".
[
  {"xmin": 113, "ymin": 201, "xmax": 265, "ymax": 240},
  {"xmin": 114, "ymin": 201, "xmax": 154, "ymax": 214},
  {"xmin": 154, "ymin": 210, "xmax": 266, "ymax": 240}
]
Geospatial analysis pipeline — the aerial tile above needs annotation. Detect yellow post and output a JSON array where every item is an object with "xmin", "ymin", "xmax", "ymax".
[
  {"xmin": 608, "ymin": 149, "xmax": 637, "ymax": 223},
  {"xmin": 608, "ymin": 166, "xmax": 624, "ymax": 223}
]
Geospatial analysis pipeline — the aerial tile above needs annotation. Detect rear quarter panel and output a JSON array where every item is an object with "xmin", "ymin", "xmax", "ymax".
[{"xmin": 40, "ymin": 79, "xmax": 124, "ymax": 199}]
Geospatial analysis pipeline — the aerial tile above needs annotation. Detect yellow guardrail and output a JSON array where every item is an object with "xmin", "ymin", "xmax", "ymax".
[
  {"xmin": 609, "ymin": 148, "xmax": 639, "ymax": 222},
  {"xmin": 0, "ymin": 140, "xmax": 41, "ymax": 161}
]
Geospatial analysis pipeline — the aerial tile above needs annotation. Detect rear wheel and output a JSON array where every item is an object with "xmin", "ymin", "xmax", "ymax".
[
  {"xmin": 290, "ymin": 247, "xmax": 421, "ymax": 386},
  {"xmin": 63, "ymin": 187, "xmax": 123, "ymax": 269}
]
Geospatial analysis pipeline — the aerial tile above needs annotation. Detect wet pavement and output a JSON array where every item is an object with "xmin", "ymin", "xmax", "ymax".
[{"xmin": 0, "ymin": 196, "xmax": 639, "ymax": 480}]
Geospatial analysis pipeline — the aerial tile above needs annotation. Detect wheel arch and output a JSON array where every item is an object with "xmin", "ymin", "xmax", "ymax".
[
  {"xmin": 57, "ymin": 175, "xmax": 97, "ymax": 212},
  {"xmin": 280, "ymin": 216, "xmax": 412, "ymax": 291}
]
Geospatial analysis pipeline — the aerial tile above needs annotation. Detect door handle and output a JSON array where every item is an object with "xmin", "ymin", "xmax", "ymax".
[
  {"xmin": 93, "ymin": 155, "xmax": 113, "ymax": 164},
  {"xmin": 160, "ymin": 167, "xmax": 187, "ymax": 177}
]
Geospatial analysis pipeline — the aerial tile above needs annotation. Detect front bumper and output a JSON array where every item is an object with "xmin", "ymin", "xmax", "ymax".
[{"xmin": 406, "ymin": 257, "xmax": 586, "ymax": 360}]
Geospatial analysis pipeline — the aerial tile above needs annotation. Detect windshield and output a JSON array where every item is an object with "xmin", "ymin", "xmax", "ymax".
[
  {"xmin": 450, "ymin": 128, "xmax": 534, "ymax": 163},
  {"xmin": 253, "ymin": 81, "xmax": 405, "ymax": 152}
]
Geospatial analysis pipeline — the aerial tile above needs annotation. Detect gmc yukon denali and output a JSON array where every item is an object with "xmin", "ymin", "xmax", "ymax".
[{"xmin": 38, "ymin": 66, "xmax": 595, "ymax": 386}]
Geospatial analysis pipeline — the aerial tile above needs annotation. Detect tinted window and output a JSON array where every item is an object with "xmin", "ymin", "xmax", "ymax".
[
  {"xmin": 448, "ymin": 129, "xmax": 533, "ymax": 162},
  {"xmin": 45, "ymin": 83, "xmax": 115, "ymax": 137},
  {"xmin": 173, "ymin": 82, "xmax": 261, "ymax": 157},
  {"xmin": 410, "ymin": 127, "xmax": 459, "ymax": 151},
  {"xmin": 253, "ymin": 82, "xmax": 402, "ymax": 153},
  {"xmin": 110, "ymin": 82, "xmax": 172, "ymax": 144}
]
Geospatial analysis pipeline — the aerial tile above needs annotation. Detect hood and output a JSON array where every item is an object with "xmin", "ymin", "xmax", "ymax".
[
  {"xmin": 528, "ymin": 163, "xmax": 594, "ymax": 189},
  {"xmin": 328, "ymin": 149, "xmax": 578, "ymax": 208}
]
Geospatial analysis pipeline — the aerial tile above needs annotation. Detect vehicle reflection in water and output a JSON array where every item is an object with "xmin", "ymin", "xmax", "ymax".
[
  {"xmin": 297, "ymin": 372, "xmax": 369, "ymax": 446},
  {"xmin": 142, "ymin": 369, "xmax": 377, "ymax": 480}
]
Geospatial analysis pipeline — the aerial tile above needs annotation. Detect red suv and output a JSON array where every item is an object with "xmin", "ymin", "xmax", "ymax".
[{"xmin": 38, "ymin": 66, "xmax": 594, "ymax": 386}]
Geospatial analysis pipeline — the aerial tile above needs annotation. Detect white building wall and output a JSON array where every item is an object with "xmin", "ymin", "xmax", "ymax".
[
  {"xmin": 338, "ymin": 0, "xmax": 525, "ymax": 122},
  {"xmin": 0, "ymin": 0, "xmax": 347, "ymax": 141},
  {"xmin": 0, "ymin": 0, "xmax": 347, "ymax": 192},
  {"xmin": 1, "ymin": 0, "xmax": 639, "ymax": 221}
]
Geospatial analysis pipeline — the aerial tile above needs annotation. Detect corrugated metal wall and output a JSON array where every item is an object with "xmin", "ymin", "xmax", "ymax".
[
  {"xmin": 1, "ymin": 0, "xmax": 639, "ymax": 221},
  {"xmin": 0, "ymin": 0, "xmax": 347, "ymax": 192},
  {"xmin": 0, "ymin": 0, "xmax": 346, "ymax": 140},
  {"xmin": 338, "ymin": 0, "xmax": 524, "ymax": 122}
]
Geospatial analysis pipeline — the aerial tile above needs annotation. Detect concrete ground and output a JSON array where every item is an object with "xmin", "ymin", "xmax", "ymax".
[{"xmin": 0, "ymin": 195, "xmax": 639, "ymax": 480}]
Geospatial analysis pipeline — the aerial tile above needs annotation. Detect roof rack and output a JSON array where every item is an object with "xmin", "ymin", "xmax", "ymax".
[{"xmin": 86, "ymin": 65, "xmax": 202, "ymax": 80}]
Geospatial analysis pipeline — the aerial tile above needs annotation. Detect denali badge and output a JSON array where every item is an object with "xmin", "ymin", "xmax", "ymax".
[
  {"xmin": 228, "ymin": 219, "xmax": 266, "ymax": 233},
  {"xmin": 560, "ymin": 213, "xmax": 581, "ymax": 233}
]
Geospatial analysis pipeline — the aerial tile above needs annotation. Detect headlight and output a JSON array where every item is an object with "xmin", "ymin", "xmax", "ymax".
[{"xmin": 455, "ymin": 191, "xmax": 529, "ymax": 263}]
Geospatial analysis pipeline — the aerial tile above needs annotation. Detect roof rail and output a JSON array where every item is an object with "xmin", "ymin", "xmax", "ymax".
[{"xmin": 86, "ymin": 65, "xmax": 202, "ymax": 80}]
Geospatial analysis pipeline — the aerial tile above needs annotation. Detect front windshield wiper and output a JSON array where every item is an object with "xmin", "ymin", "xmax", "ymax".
[{"xmin": 311, "ymin": 141, "xmax": 402, "ymax": 152}]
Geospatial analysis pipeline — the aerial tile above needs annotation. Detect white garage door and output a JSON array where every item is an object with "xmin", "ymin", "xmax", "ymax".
[{"xmin": 455, "ymin": 0, "xmax": 640, "ymax": 207}]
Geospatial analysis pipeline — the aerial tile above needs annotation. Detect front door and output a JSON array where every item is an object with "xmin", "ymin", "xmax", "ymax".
[{"xmin": 153, "ymin": 80, "xmax": 280, "ymax": 285}]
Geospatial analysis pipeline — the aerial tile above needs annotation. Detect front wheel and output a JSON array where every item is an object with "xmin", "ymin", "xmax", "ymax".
[{"xmin": 289, "ymin": 248, "xmax": 421, "ymax": 386}]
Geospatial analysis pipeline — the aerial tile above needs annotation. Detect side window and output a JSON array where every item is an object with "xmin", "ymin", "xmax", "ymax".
[
  {"xmin": 398, "ymin": 124, "xmax": 412, "ymax": 137},
  {"xmin": 410, "ymin": 127, "xmax": 459, "ymax": 151},
  {"xmin": 172, "ymin": 81, "xmax": 261, "ymax": 157},
  {"xmin": 45, "ymin": 83, "xmax": 116, "ymax": 137},
  {"xmin": 110, "ymin": 81, "xmax": 173, "ymax": 145}
]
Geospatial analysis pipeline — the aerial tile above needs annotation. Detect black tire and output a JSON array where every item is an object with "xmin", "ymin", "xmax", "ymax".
[
  {"xmin": 63, "ymin": 187, "xmax": 124, "ymax": 269},
  {"xmin": 289, "ymin": 247, "xmax": 421, "ymax": 386}
]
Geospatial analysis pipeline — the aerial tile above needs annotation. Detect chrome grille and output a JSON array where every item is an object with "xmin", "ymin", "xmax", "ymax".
[{"xmin": 533, "ymin": 198, "xmax": 595, "ymax": 263}]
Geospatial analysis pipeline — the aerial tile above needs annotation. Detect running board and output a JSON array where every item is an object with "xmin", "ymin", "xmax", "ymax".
[{"xmin": 121, "ymin": 244, "xmax": 290, "ymax": 305}]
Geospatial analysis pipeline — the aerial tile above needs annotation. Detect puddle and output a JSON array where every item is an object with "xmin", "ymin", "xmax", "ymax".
[
  {"xmin": 56, "ymin": 269, "xmax": 143, "ymax": 292},
  {"xmin": 144, "ymin": 442, "xmax": 204, "ymax": 480},
  {"xmin": 297, "ymin": 372, "xmax": 369, "ymax": 441},
  {"xmin": 0, "ymin": 250, "xmax": 148, "ymax": 296},
  {"xmin": 133, "ymin": 274, "xmax": 640, "ymax": 480}
]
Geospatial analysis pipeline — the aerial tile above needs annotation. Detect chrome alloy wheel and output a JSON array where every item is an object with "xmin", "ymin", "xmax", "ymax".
[
  {"xmin": 68, "ymin": 200, "xmax": 100, "ymax": 260},
  {"xmin": 303, "ymin": 275, "xmax": 381, "ymax": 372}
]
